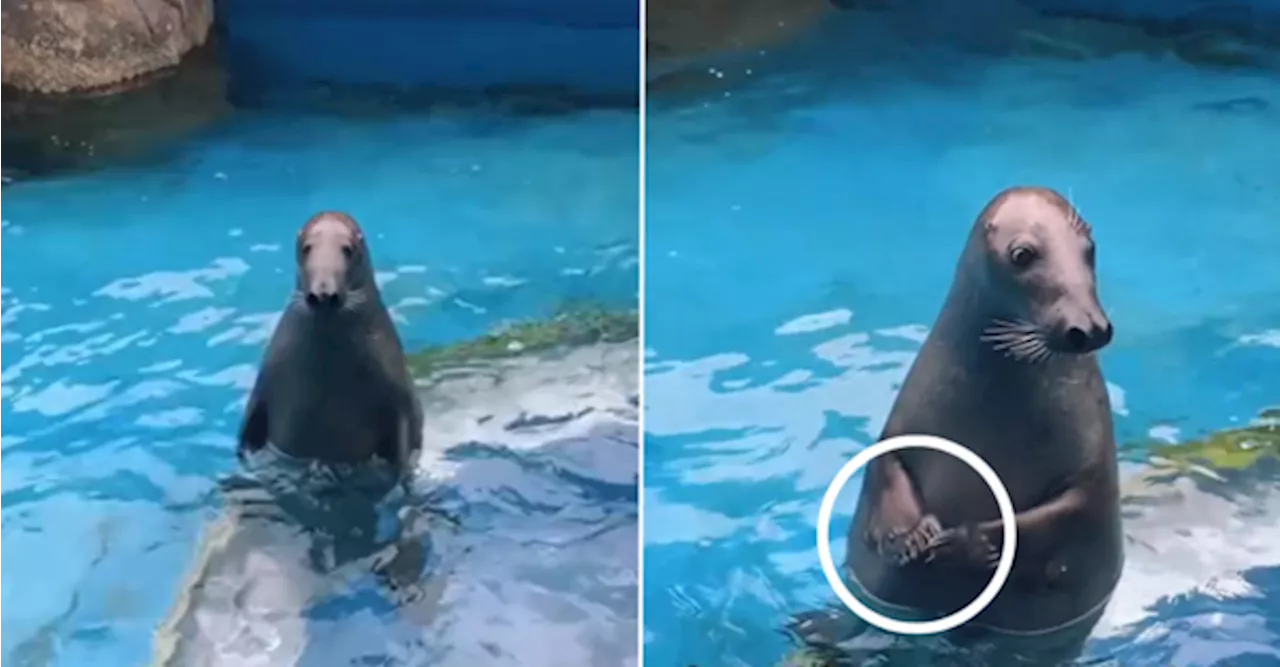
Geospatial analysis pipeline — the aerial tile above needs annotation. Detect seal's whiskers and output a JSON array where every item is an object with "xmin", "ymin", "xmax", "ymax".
[
  {"xmin": 981, "ymin": 319, "xmax": 1050, "ymax": 363},
  {"xmin": 1065, "ymin": 187, "xmax": 1091, "ymax": 236}
]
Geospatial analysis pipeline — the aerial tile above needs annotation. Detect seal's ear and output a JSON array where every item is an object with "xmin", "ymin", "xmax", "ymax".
[
  {"xmin": 296, "ymin": 218, "xmax": 313, "ymax": 243},
  {"xmin": 295, "ymin": 224, "xmax": 312, "ymax": 257},
  {"xmin": 1070, "ymin": 214, "xmax": 1092, "ymax": 237},
  {"xmin": 351, "ymin": 226, "xmax": 370, "ymax": 258}
]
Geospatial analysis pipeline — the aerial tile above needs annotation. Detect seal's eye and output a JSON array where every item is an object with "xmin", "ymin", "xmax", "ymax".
[
  {"xmin": 1084, "ymin": 243, "xmax": 1096, "ymax": 266},
  {"xmin": 341, "ymin": 245, "xmax": 354, "ymax": 259},
  {"xmin": 301, "ymin": 243, "xmax": 313, "ymax": 257},
  {"xmin": 1009, "ymin": 245, "xmax": 1038, "ymax": 268}
]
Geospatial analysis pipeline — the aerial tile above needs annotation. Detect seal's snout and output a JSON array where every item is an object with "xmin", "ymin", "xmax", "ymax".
[
  {"xmin": 305, "ymin": 281, "xmax": 343, "ymax": 309},
  {"xmin": 1063, "ymin": 319, "xmax": 1113, "ymax": 354}
]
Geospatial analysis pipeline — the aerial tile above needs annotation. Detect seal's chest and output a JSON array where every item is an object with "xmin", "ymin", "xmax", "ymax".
[
  {"xmin": 905, "ymin": 415, "xmax": 1079, "ymax": 518},
  {"xmin": 288, "ymin": 377, "xmax": 387, "ymax": 421},
  {"xmin": 266, "ymin": 358, "xmax": 392, "ymax": 448}
]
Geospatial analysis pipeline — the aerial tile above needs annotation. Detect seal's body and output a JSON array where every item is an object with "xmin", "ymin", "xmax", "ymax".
[
  {"xmin": 798, "ymin": 187, "xmax": 1124, "ymax": 664},
  {"xmin": 238, "ymin": 211, "xmax": 422, "ymax": 483}
]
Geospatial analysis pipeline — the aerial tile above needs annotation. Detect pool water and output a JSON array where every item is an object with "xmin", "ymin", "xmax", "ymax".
[
  {"xmin": 1, "ymin": 102, "xmax": 639, "ymax": 666},
  {"xmin": 643, "ymin": 9, "xmax": 1280, "ymax": 667}
]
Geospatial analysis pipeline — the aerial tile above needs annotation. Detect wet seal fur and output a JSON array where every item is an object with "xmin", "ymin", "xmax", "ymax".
[
  {"xmin": 238, "ymin": 211, "xmax": 423, "ymax": 485},
  {"xmin": 792, "ymin": 187, "xmax": 1124, "ymax": 665}
]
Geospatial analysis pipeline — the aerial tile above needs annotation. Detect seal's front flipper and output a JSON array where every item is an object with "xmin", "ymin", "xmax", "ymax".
[
  {"xmin": 379, "ymin": 413, "xmax": 414, "ymax": 487},
  {"xmin": 371, "ymin": 535, "xmax": 427, "ymax": 602},
  {"xmin": 966, "ymin": 484, "xmax": 1090, "ymax": 580},
  {"xmin": 237, "ymin": 388, "xmax": 269, "ymax": 463},
  {"xmin": 892, "ymin": 514, "xmax": 945, "ymax": 565},
  {"xmin": 785, "ymin": 607, "xmax": 927, "ymax": 666},
  {"xmin": 863, "ymin": 453, "xmax": 937, "ymax": 564},
  {"xmin": 922, "ymin": 523, "xmax": 1000, "ymax": 570}
]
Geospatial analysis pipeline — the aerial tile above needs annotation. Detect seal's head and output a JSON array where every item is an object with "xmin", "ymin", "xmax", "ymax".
[
  {"xmin": 295, "ymin": 211, "xmax": 373, "ymax": 312},
  {"xmin": 973, "ymin": 187, "xmax": 1113, "ymax": 361}
]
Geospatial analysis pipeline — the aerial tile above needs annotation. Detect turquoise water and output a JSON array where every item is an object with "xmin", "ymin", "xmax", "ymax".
[
  {"xmin": 643, "ymin": 13, "xmax": 1280, "ymax": 667},
  {"xmin": 1, "ymin": 104, "xmax": 639, "ymax": 665}
]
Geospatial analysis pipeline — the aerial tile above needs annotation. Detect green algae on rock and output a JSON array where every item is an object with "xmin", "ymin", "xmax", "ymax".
[
  {"xmin": 406, "ymin": 307, "xmax": 638, "ymax": 377},
  {"xmin": 1146, "ymin": 408, "xmax": 1280, "ymax": 472}
]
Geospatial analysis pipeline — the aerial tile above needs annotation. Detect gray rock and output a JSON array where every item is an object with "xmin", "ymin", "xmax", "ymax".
[{"xmin": 1, "ymin": 0, "xmax": 214, "ymax": 94}]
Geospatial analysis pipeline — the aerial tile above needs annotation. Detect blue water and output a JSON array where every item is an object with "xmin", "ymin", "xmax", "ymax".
[
  {"xmin": 643, "ymin": 11, "xmax": 1280, "ymax": 667},
  {"xmin": 1, "ymin": 103, "xmax": 639, "ymax": 665}
]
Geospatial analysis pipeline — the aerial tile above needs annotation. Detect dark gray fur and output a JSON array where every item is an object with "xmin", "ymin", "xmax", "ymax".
[
  {"xmin": 237, "ymin": 211, "xmax": 423, "ymax": 484},
  {"xmin": 793, "ymin": 186, "xmax": 1124, "ymax": 665}
]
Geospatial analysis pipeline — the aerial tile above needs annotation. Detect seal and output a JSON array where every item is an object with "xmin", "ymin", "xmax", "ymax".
[
  {"xmin": 237, "ymin": 211, "xmax": 423, "ymax": 484},
  {"xmin": 793, "ymin": 186, "xmax": 1124, "ymax": 665}
]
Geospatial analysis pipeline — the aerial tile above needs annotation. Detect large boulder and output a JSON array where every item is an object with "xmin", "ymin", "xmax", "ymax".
[{"xmin": 2, "ymin": 0, "xmax": 214, "ymax": 94}]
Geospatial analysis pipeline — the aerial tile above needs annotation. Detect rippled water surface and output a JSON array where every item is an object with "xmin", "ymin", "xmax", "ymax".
[
  {"xmin": 644, "ymin": 12, "xmax": 1280, "ymax": 667},
  {"xmin": 1, "ymin": 105, "xmax": 639, "ymax": 666}
]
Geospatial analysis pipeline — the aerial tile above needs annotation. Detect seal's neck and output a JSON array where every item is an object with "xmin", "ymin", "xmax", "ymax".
[{"xmin": 934, "ymin": 236, "xmax": 1001, "ymax": 340}]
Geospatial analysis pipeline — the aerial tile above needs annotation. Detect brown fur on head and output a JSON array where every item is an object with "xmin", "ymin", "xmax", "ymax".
[
  {"xmin": 974, "ymin": 186, "xmax": 1113, "ymax": 358},
  {"xmin": 295, "ymin": 211, "xmax": 374, "ymax": 311}
]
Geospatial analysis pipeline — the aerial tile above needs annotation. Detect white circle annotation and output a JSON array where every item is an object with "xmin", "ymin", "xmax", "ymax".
[{"xmin": 815, "ymin": 434, "xmax": 1018, "ymax": 636}]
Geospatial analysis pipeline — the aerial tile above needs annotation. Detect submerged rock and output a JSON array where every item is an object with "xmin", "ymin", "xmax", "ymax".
[
  {"xmin": 405, "ymin": 305, "xmax": 638, "ymax": 377},
  {"xmin": 1, "ymin": 43, "xmax": 229, "ymax": 179},
  {"xmin": 1009, "ymin": 15, "xmax": 1165, "ymax": 61},
  {"xmin": 646, "ymin": 0, "xmax": 833, "ymax": 78},
  {"xmin": 1171, "ymin": 28, "xmax": 1280, "ymax": 69},
  {"xmin": 2, "ymin": 0, "xmax": 214, "ymax": 94},
  {"xmin": 150, "ymin": 333, "xmax": 638, "ymax": 667},
  {"xmin": 1144, "ymin": 408, "xmax": 1280, "ymax": 473},
  {"xmin": 1191, "ymin": 95, "xmax": 1271, "ymax": 114},
  {"xmin": 1018, "ymin": 7, "xmax": 1280, "ymax": 70}
]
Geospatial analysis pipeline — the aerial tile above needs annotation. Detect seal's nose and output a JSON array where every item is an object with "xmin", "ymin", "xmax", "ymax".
[
  {"xmin": 1064, "ymin": 320, "xmax": 1113, "ymax": 354},
  {"xmin": 305, "ymin": 281, "xmax": 342, "ymax": 309}
]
